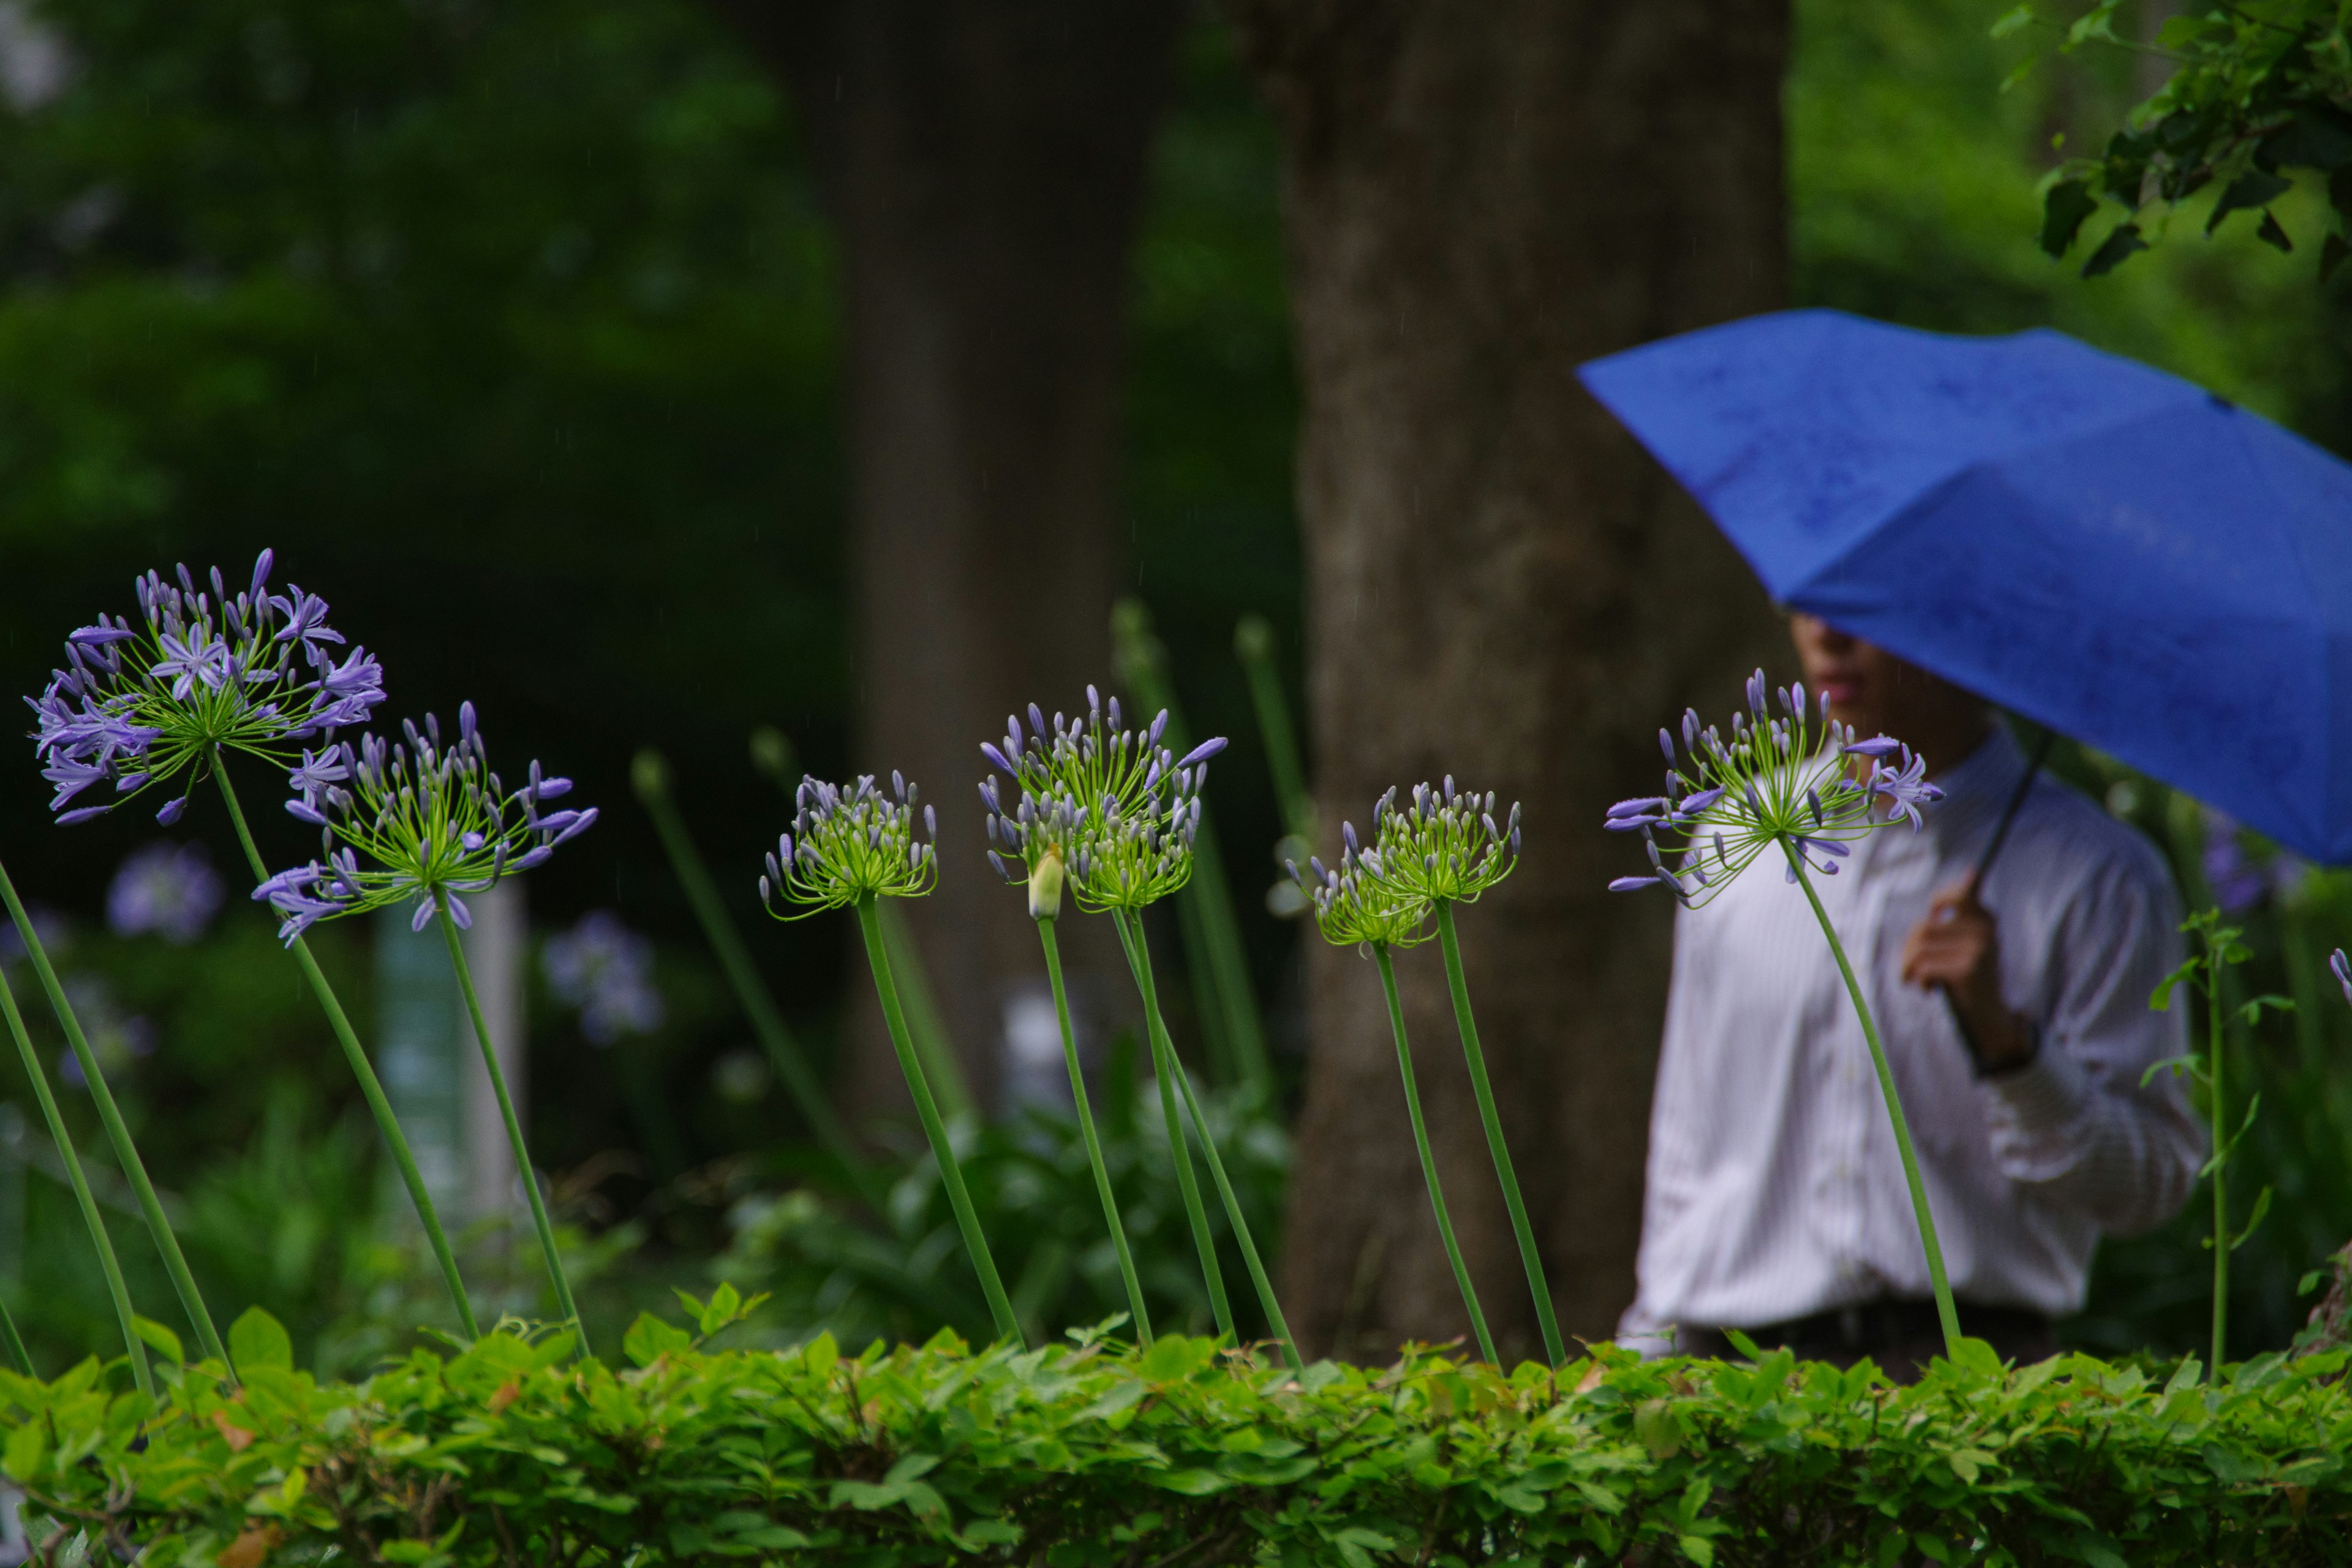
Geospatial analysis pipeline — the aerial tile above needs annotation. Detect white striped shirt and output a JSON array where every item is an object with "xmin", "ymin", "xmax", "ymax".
[{"xmin": 1619, "ymin": 726, "xmax": 2203, "ymax": 1347}]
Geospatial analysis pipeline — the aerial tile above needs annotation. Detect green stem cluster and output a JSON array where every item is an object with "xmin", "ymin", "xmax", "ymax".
[
  {"xmin": 1372, "ymin": 943, "xmax": 1494, "ymax": 1364},
  {"xmin": 853, "ymin": 896, "xmax": 1020, "ymax": 1347},
  {"xmin": 0, "ymin": 857, "xmax": 226, "ymax": 1376},
  {"xmin": 1782, "ymin": 842, "xmax": 1961, "ymax": 1360},
  {"xmin": 213, "ymin": 761, "xmax": 480, "ymax": 1340},
  {"xmin": 1433, "ymin": 900, "xmax": 1564, "ymax": 1367},
  {"xmin": 1113, "ymin": 908, "xmax": 1300, "ymax": 1373},
  {"xmin": 1037, "ymin": 918, "xmax": 1152, "ymax": 1344}
]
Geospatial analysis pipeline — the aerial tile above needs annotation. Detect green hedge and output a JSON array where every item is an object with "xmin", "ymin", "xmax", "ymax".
[{"xmin": 6, "ymin": 1295, "xmax": 2351, "ymax": 1566}]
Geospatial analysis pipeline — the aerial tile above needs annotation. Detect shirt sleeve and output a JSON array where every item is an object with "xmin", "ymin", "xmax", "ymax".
[{"xmin": 1975, "ymin": 841, "xmax": 2204, "ymax": 1236}]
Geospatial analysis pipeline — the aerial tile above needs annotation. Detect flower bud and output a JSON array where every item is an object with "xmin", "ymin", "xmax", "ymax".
[{"xmin": 1028, "ymin": 846, "xmax": 1066, "ymax": 920}]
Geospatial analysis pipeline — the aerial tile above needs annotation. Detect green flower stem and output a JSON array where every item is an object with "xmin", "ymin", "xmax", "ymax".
[
  {"xmin": 1036, "ymin": 916, "xmax": 1152, "ymax": 1345},
  {"xmin": 213, "ymin": 761, "xmax": 480, "ymax": 1341},
  {"xmin": 876, "ymin": 900, "xmax": 976, "ymax": 1121},
  {"xmin": 1431, "ymin": 900, "xmax": 1564, "ymax": 1366},
  {"xmin": 438, "ymin": 910, "xmax": 586, "ymax": 1358},
  {"xmin": 851, "ymin": 895, "xmax": 1021, "ymax": 1347},
  {"xmin": 1107, "ymin": 907, "xmax": 1232, "ymax": 1341},
  {"xmin": 1782, "ymin": 841, "xmax": 1961, "ymax": 1360},
  {"xmin": 2207, "ymin": 933, "xmax": 2229, "ymax": 1376},
  {"xmin": 1115, "ymin": 909, "xmax": 1302, "ymax": 1374},
  {"xmin": 632, "ymin": 757, "xmax": 881, "ymax": 1205},
  {"xmin": 0, "ymin": 856, "xmax": 226, "ymax": 1376},
  {"xmin": 0, "ymin": 957, "xmax": 145, "ymax": 1395},
  {"xmin": 1373, "ymin": 943, "xmax": 1496, "ymax": 1365}
]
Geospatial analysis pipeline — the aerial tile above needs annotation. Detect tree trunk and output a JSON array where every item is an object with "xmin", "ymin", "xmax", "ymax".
[
  {"xmin": 710, "ymin": 0, "xmax": 1186, "ymax": 1113},
  {"xmin": 1227, "ymin": 0, "xmax": 1790, "ymax": 1360}
]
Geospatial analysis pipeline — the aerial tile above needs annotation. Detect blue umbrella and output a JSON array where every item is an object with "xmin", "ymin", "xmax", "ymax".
[{"xmin": 1578, "ymin": 307, "xmax": 2352, "ymax": 865}]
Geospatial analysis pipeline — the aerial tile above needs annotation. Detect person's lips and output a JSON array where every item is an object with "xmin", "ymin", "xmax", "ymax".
[{"xmin": 1812, "ymin": 674, "xmax": 1863, "ymax": 706}]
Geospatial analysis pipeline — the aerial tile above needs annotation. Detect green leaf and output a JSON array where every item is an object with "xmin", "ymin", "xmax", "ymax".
[
  {"xmin": 801, "ymin": 1332, "xmax": 839, "ymax": 1378},
  {"xmin": 228, "ymin": 1308, "xmax": 293, "ymax": 1373},
  {"xmin": 2231, "ymin": 1185, "xmax": 2274, "ymax": 1251},
  {"xmin": 2040, "ymin": 179, "xmax": 2101, "ymax": 256},
  {"xmin": 1678, "ymin": 1537, "xmax": 1717, "ymax": 1568},
  {"xmin": 132, "ymin": 1316, "xmax": 184, "ymax": 1365},
  {"xmin": 702, "ymin": 1281, "xmax": 744, "ymax": 1335},
  {"xmin": 1914, "ymin": 1536, "xmax": 1953, "ymax": 1566},
  {"xmin": 2, "ymin": 1420, "xmax": 45, "ymax": 1482},
  {"xmin": 2206, "ymin": 169, "xmax": 2294, "ymax": 234},
  {"xmin": 2258, "ymin": 211, "xmax": 2295, "ymax": 252},
  {"xmin": 1990, "ymin": 5, "xmax": 2035, "ymax": 39},
  {"xmin": 622, "ymin": 1312, "xmax": 692, "ymax": 1368},
  {"xmin": 2299, "ymin": 1268, "xmax": 2329, "ymax": 1296},
  {"xmin": 1140, "ymin": 1333, "xmax": 1210, "ymax": 1383}
]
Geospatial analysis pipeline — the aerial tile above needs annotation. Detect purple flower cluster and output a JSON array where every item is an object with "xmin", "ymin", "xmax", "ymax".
[
  {"xmin": 543, "ymin": 911, "xmax": 665, "ymax": 1045},
  {"xmin": 254, "ymin": 703, "xmax": 595, "ymax": 943},
  {"xmin": 2202, "ymin": 807, "xmax": 2307, "ymax": 914},
  {"xmin": 761, "ymin": 772, "xmax": 938, "ymax": 918},
  {"xmin": 105, "ymin": 842, "xmax": 224, "ymax": 944},
  {"xmin": 27, "ymin": 551, "xmax": 385, "ymax": 826},
  {"xmin": 1606, "ymin": 669, "xmax": 1943, "ymax": 907},
  {"xmin": 977, "ymin": 689, "xmax": 1224, "ymax": 915}
]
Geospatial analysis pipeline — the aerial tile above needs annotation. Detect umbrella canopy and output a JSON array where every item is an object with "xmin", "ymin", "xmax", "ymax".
[{"xmin": 1578, "ymin": 307, "xmax": 2352, "ymax": 864}]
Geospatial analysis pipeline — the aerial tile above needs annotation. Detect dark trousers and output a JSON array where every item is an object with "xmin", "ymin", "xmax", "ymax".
[{"xmin": 1677, "ymin": 1299, "xmax": 2057, "ymax": 1384}]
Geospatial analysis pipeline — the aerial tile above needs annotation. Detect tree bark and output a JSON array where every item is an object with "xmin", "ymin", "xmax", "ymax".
[
  {"xmin": 1227, "ymin": 0, "xmax": 1790, "ymax": 1360},
  {"xmin": 709, "ymin": 0, "xmax": 1186, "ymax": 1112}
]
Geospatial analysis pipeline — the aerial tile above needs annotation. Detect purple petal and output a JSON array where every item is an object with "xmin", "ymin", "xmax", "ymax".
[
  {"xmin": 155, "ymin": 797, "xmax": 187, "ymax": 826},
  {"xmin": 410, "ymin": 899, "xmax": 436, "ymax": 933},
  {"xmin": 1608, "ymin": 876, "xmax": 1659, "ymax": 893},
  {"xmin": 56, "ymin": 805, "xmax": 111, "ymax": 826},
  {"xmin": 1843, "ymin": 736, "xmax": 1902, "ymax": 758},
  {"xmin": 980, "ymin": 742, "xmax": 1014, "ymax": 775},
  {"xmin": 1177, "ymin": 737, "xmax": 1227, "ymax": 769}
]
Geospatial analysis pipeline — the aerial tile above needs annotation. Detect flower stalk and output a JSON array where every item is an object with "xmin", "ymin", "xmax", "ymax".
[
  {"xmin": 440, "ymin": 910, "xmax": 584, "ymax": 1355},
  {"xmin": 1114, "ymin": 907, "xmax": 1300, "ymax": 1373},
  {"xmin": 0, "ymin": 948, "xmax": 146, "ymax": 1394},
  {"xmin": 631, "ymin": 750, "xmax": 880, "ymax": 1207},
  {"xmin": 763, "ymin": 771, "xmax": 1019, "ymax": 1346},
  {"xmin": 1373, "ymin": 941, "xmax": 1495, "ymax": 1364},
  {"xmin": 0, "ymin": 858, "xmax": 225, "ymax": 1375},
  {"xmin": 1783, "ymin": 842, "xmax": 1960, "ymax": 1357},
  {"xmin": 1607, "ymin": 671, "xmax": 1958, "ymax": 1362},
  {"xmin": 212, "ymin": 758, "xmax": 478, "ymax": 1340},
  {"xmin": 853, "ymin": 895, "xmax": 1020, "ymax": 1345},
  {"xmin": 1432, "ymin": 901, "xmax": 1559, "ymax": 1366},
  {"xmin": 1287, "ymin": 796, "xmax": 1501, "ymax": 1361},
  {"xmin": 1036, "ymin": 900, "xmax": 1153, "ymax": 1345}
]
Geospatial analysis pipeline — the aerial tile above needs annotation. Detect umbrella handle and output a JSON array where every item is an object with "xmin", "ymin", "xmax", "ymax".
[{"xmin": 1942, "ymin": 724, "xmax": 2055, "ymax": 1072}]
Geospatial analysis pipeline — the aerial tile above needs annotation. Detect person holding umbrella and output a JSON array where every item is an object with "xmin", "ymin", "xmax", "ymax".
[
  {"xmin": 1576, "ymin": 307, "xmax": 2352, "ymax": 1372},
  {"xmin": 1615, "ymin": 612, "xmax": 2202, "ymax": 1375}
]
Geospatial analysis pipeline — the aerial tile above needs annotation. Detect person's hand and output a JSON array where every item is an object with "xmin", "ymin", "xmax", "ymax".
[{"xmin": 1901, "ymin": 873, "xmax": 2034, "ymax": 1071}]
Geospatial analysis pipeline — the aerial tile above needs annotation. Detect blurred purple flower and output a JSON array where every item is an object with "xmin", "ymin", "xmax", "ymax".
[
  {"xmin": 542, "ymin": 911, "xmax": 664, "ymax": 1046},
  {"xmin": 53, "ymin": 976, "xmax": 153, "ymax": 1090},
  {"xmin": 106, "ymin": 842, "xmax": 224, "ymax": 944},
  {"xmin": 0, "ymin": 905, "xmax": 69, "ymax": 965},
  {"xmin": 2201, "ymin": 807, "xmax": 2307, "ymax": 914}
]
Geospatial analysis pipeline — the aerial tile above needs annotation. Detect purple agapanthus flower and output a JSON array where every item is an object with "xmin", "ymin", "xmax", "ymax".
[
  {"xmin": 254, "ymin": 703, "xmax": 595, "ymax": 943},
  {"xmin": 543, "ymin": 911, "xmax": 665, "ymax": 1045},
  {"xmin": 26, "ymin": 551, "xmax": 386, "ymax": 826},
  {"xmin": 1604, "ymin": 669, "xmax": 1945, "ymax": 907},
  {"xmin": 106, "ymin": 842, "xmax": 224, "ymax": 944}
]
